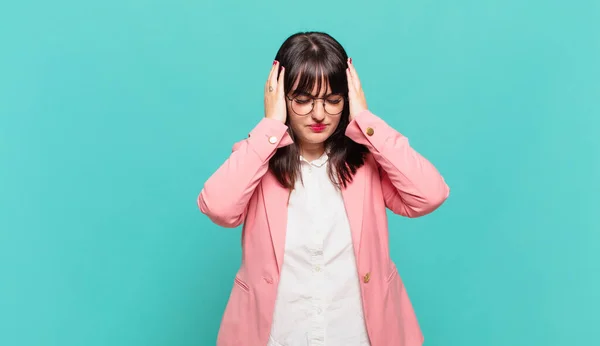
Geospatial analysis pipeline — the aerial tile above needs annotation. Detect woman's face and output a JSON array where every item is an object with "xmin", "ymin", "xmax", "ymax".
[{"xmin": 286, "ymin": 77, "xmax": 345, "ymax": 148}]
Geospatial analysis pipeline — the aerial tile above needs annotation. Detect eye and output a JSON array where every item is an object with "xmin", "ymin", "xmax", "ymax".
[
  {"xmin": 294, "ymin": 97, "xmax": 312, "ymax": 104},
  {"xmin": 326, "ymin": 96, "xmax": 343, "ymax": 104}
]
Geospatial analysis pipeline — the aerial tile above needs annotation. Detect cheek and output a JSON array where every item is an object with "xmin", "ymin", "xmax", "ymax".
[
  {"xmin": 328, "ymin": 117, "xmax": 341, "ymax": 131},
  {"xmin": 286, "ymin": 105, "xmax": 303, "ymax": 127},
  {"xmin": 288, "ymin": 116, "xmax": 305, "ymax": 132}
]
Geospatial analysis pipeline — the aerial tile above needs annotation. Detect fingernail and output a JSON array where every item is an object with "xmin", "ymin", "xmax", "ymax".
[
  {"xmin": 273, "ymin": 60, "xmax": 278, "ymax": 65},
  {"xmin": 349, "ymin": 57, "xmax": 352, "ymax": 64}
]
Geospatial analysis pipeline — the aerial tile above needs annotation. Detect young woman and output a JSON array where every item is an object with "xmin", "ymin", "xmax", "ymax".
[{"xmin": 198, "ymin": 31, "xmax": 449, "ymax": 346}]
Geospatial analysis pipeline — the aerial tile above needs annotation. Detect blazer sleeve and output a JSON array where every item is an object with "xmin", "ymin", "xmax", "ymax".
[
  {"xmin": 345, "ymin": 110, "xmax": 450, "ymax": 218},
  {"xmin": 197, "ymin": 118, "xmax": 292, "ymax": 227}
]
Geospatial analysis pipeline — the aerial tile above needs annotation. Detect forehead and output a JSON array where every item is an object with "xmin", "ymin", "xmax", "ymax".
[{"xmin": 290, "ymin": 73, "xmax": 331, "ymax": 96}]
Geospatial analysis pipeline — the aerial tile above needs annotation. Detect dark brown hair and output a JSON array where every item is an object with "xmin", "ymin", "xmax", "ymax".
[{"xmin": 269, "ymin": 31, "xmax": 369, "ymax": 189}]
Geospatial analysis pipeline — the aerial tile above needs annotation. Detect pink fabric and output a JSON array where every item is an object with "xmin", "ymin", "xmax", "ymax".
[{"xmin": 198, "ymin": 110, "xmax": 450, "ymax": 346}]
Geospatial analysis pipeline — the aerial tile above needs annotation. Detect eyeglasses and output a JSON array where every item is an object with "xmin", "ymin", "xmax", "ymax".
[{"xmin": 286, "ymin": 93, "xmax": 346, "ymax": 116}]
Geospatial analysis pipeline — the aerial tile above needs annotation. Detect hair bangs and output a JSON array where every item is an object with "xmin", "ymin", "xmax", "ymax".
[{"xmin": 286, "ymin": 58, "xmax": 347, "ymax": 97}]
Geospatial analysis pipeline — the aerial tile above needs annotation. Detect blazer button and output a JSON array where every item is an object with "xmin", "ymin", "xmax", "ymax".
[
  {"xmin": 268, "ymin": 136, "xmax": 278, "ymax": 144},
  {"xmin": 366, "ymin": 127, "xmax": 374, "ymax": 136},
  {"xmin": 363, "ymin": 272, "xmax": 371, "ymax": 283}
]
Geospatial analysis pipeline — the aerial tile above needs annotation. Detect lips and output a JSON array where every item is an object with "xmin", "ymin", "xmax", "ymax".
[{"xmin": 309, "ymin": 124, "xmax": 327, "ymax": 132}]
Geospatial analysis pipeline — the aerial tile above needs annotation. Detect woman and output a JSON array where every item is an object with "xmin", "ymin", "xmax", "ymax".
[{"xmin": 198, "ymin": 32, "xmax": 449, "ymax": 346}]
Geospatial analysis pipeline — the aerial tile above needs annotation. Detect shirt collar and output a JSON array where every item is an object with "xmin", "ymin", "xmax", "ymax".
[{"xmin": 299, "ymin": 151, "xmax": 329, "ymax": 167}]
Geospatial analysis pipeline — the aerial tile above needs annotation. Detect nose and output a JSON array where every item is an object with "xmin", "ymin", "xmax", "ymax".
[{"xmin": 311, "ymin": 99, "xmax": 326, "ymax": 122}]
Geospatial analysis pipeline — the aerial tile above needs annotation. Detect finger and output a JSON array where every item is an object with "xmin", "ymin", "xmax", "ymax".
[
  {"xmin": 277, "ymin": 66, "xmax": 285, "ymax": 94},
  {"xmin": 348, "ymin": 58, "xmax": 361, "ymax": 91},
  {"xmin": 346, "ymin": 68, "xmax": 356, "ymax": 95},
  {"xmin": 266, "ymin": 60, "xmax": 278, "ymax": 91},
  {"xmin": 269, "ymin": 60, "xmax": 280, "ymax": 90}
]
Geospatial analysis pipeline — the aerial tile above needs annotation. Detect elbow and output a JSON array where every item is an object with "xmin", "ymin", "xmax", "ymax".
[
  {"xmin": 197, "ymin": 190, "xmax": 244, "ymax": 228},
  {"xmin": 428, "ymin": 182, "xmax": 450, "ymax": 212}
]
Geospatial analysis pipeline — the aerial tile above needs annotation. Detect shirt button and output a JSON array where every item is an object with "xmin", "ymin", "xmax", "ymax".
[
  {"xmin": 314, "ymin": 266, "xmax": 321, "ymax": 272},
  {"xmin": 268, "ymin": 136, "xmax": 278, "ymax": 144}
]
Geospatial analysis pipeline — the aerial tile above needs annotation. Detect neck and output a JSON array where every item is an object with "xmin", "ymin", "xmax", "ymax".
[{"xmin": 299, "ymin": 142, "xmax": 325, "ymax": 162}]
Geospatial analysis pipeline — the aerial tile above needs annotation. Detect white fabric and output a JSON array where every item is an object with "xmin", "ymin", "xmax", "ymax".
[{"xmin": 268, "ymin": 152, "xmax": 371, "ymax": 346}]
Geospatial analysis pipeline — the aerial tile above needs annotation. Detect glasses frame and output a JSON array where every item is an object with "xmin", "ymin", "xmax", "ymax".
[{"xmin": 285, "ymin": 93, "xmax": 347, "ymax": 116}]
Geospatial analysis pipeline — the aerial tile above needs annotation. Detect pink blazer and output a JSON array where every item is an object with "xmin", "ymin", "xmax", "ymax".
[{"xmin": 198, "ymin": 110, "xmax": 450, "ymax": 346}]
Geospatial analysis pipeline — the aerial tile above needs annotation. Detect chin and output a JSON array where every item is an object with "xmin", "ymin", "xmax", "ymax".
[{"xmin": 302, "ymin": 131, "xmax": 332, "ymax": 144}]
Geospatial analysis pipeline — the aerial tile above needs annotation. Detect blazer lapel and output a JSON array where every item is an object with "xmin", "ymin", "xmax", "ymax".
[
  {"xmin": 262, "ymin": 171, "xmax": 290, "ymax": 273},
  {"xmin": 341, "ymin": 166, "xmax": 366, "ymax": 261}
]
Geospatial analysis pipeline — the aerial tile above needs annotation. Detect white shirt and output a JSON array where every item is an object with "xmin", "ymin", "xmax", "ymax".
[{"xmin": 268, "ymin": 153, "xmax": 371, "ymax": 346}]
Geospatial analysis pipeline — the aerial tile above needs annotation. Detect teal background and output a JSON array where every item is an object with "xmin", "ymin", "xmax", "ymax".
[{"xmin": 1, "ymin": 0, "xmax": 598, "ymax": 345}]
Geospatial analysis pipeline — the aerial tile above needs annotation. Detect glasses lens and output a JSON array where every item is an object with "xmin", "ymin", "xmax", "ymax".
[
  {"xmin": 324, "ymin": 95, "xmax": 344, "ymax": 115},
  {"xmin": 292, "ymin": 96, "xmax": 313, "ymax": 115},
  {"xmin": 292, "ymin": 95, "xmax": 345, "ymax": 115}
]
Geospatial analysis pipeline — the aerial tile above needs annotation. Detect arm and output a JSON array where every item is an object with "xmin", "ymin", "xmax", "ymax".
[
  {"xmin": 197, "ymin": 118, "xmax": 292, "ymax": 227},
  {"xmin": 345, "ymin": 110, "xmax": 449, "ymax": 217}
]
